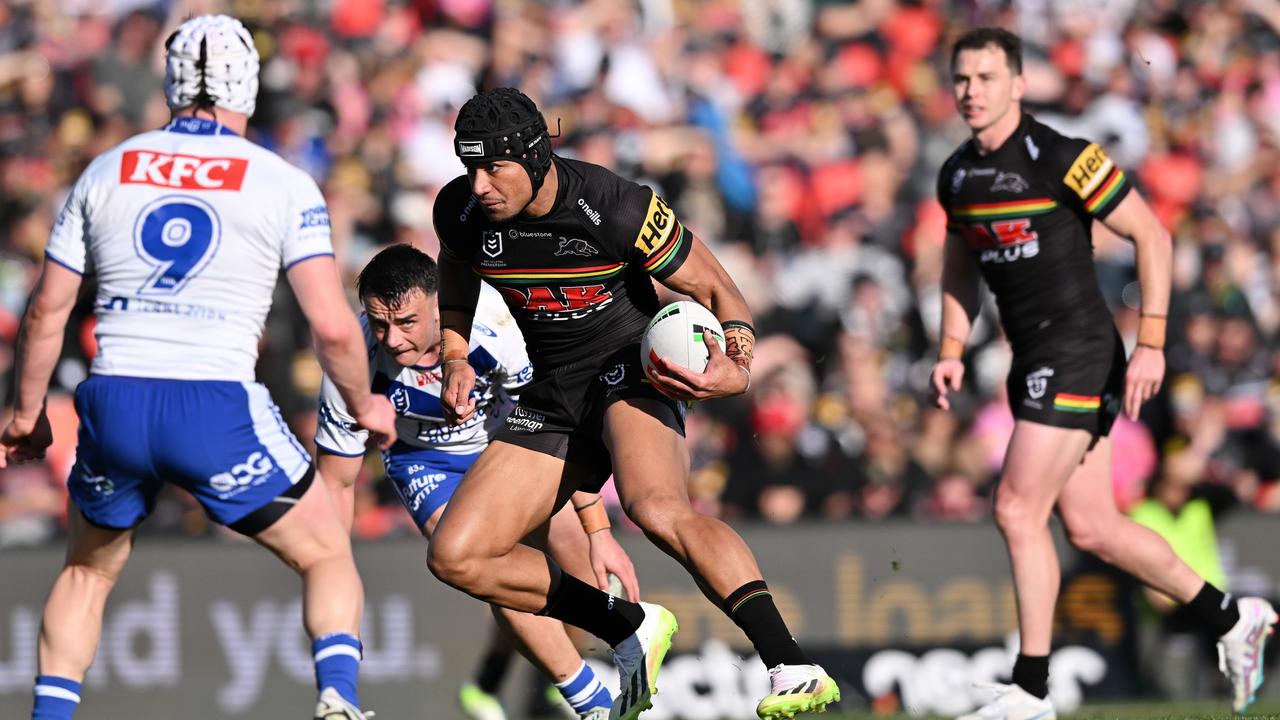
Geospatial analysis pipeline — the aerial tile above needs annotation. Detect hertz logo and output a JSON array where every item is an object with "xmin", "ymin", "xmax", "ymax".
[
  {"xmin": 1063, "ymin": 143, "xmax": 1113, "ymax": 200},
  {"xmin": 634, "ymin": 193, "xmax": 675, "ymax": 256}
]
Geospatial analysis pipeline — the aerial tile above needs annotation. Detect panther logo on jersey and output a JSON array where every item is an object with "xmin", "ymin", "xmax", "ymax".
[
  {"xmin": 991, "ymin": 172, "xmax": 1029, "ymax": 193},
  {"xmin": 1025, "ymin": 367, "xmax": 1055, "ymax": 400},
  {"xmin": 555, "ymin": 237, "xmax": 598, "ymax": 257}
]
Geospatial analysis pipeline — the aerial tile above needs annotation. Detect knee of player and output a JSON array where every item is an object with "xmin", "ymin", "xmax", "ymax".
[
  {"xmin": 625, "ymin": 494, "xmax": 692, "ymax": 540},
  {"xmin": 426, "ymin": 533, "xmax": 483, "ymax": 589},
  {"xmin": 62, "ymin": 560, "xmax": 125, "ymax": 591},
  {"xmin": 1062, "ymin": 513, "xmax": 1112, "ymax": 556},
  {"xmin": 991, "ymin": 486, "xmax": 1045, "ymax": 537}
]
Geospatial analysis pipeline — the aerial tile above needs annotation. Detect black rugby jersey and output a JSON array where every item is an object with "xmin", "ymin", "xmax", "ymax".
[
  {"xmin": 434, "ymin": 157, "xmax": 693, "ymax": 372},
  {"xmin": 937, "ymin": 113, "xmax": 1133, "ymax": 355}
]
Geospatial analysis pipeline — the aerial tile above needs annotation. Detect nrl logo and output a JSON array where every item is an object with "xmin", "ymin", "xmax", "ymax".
[
  {"xmin": 482, "ymin": 230, "xmax": 502, "ymax": 257},
  {"xmin": 992, "ymin": 171, "xmax": 1029, "ymax": 193},
  {"xmin": 1025, "ymin": 367, "xmax": 1055, "ymax": 400},
  {"xmin": 950, "ymin": 168, "xmax": 967, "ymax": 194},
  {"xmin": 555, "ymin": 237, "xmax": 598, "ymax": 257}
]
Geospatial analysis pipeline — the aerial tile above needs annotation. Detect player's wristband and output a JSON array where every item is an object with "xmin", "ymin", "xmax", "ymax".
[
  {"xmin": 736, "ymin": 363, "xmax": 752, "ymax": 393},
  {"xmin": 441, "ymin": 356, "xmax": 469, "ymax": 366},
  {"xmin": 1137, "ymin": 315, "xmax": 1166, "ymax": 350},
  {"xmin": 575, "ymin": 498, "xmax": 611, "ymax": 534},
  {"xmin": 721, "ymin": 320, "xmax": 756, "ymax": 336},
  {"xmin": 938, "ymin": 335, "xmax": 966, "ymax": 360}
]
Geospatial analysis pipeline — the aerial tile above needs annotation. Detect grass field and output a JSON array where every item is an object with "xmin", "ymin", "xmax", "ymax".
[{"xmin": 822, "ymin": 699, "xmax": 1280, "ymax": 719}]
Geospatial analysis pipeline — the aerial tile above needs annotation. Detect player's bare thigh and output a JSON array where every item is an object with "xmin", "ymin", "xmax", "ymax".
[
  {"xmin": 601, "ymin": 397, "xmax": 690, "ymax": 512},
  {"xmin": 998, "ymin": 420, "xmax": 1093, "ymax": 515},
  {"xmin": 431, "ymin": 439, "xmax": 579, "ymax": 558},
  {"xmin": 253, "ymin": 474, "xmax": 352, "ymax": 570},
  {"xmin": 422, "ymin": 495, "xmax": 571, "ymax": 558}
]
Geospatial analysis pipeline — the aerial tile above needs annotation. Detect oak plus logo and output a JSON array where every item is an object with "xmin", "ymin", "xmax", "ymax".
[{"xmin": 120, "ymin": 151, "xmax": 248, "ymax": 190}]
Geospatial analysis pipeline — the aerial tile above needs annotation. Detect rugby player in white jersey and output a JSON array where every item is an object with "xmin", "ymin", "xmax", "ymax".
[
  {"xmin": 315, "ymin": 244, "xmax": 639, "ymax": 720},
  {"xmin": 0, "ymin": 16, "xmax": 395, "ymax": 720}
]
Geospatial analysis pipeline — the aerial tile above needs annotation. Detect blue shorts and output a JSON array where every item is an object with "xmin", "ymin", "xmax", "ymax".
[
  {"xmin": 69, "ymin": 375, "xmax": 313, "ymax": 532},
  {"xmin": 381, "ymin": 445, "xmax": 480, "ymax": 529}
]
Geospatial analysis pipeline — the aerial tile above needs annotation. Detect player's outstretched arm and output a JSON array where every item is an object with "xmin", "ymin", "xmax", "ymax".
[
  {"xmin": 1099, "ymin": 191, "xmax": 1172, "ymax": 419},
  {"xmin": 932, "ymin": 231, "xmax": 982, "ymax": 411},
  {"xmin": 0, "ymin": 259, "xmax": 81, "ymax": 468},
  {"xmin": 649, "ymin": 235, "xmax": 753, "ymax": 400},
  {"xmin": 287, "ymin": 255, "xmax": 396, "ymax": 448},
  {"xmin": 438, "ymin": 251, "xmax": 482, "ymax": 424}
]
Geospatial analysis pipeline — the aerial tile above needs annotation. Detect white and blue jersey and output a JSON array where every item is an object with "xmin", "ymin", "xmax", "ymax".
[
  {"xmin": 315, "ymin": 285, "xmax": 532, "ymax": 526},
  {"xmin": 49, "ymin": 117, "xmax": 329, "ymax": 530}
]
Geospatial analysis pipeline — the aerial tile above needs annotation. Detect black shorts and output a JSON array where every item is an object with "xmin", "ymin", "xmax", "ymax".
[
  {"xmin": 1007, "ymin": 331, "xmax": 1126, "ymax": 438},
  {"xmin": 493, "ymin": 343, "xmax": 686, "ymax": 492}
]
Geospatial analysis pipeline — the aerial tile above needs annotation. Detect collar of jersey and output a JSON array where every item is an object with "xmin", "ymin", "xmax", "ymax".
[{"xmin": 164, "ymin": 117, "xmax": 240, "ymax": 137}]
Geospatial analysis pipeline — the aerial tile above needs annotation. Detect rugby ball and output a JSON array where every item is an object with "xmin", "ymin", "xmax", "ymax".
[{"xmin": 641, "ymin": 301, "xmax": 725, "ymax": 375}]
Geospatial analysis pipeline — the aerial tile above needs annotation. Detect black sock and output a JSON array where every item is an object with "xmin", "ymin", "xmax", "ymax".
[
  {"xmin": 724, "ymin": 581, "xmax": 809, "ymax": 668},
  {"xmin": 538, "ymin": 570, "xmax": 644, "ymax": 647},
  {"xmin": 1187, "ymin": 582, "xmax": 1240, "ymax": 636},
  {"xmin": 1012, "ymin": 654, "xmax": 1049, "ymax": 699},
  {"xmin": 473, "ymin": 646, "xmax": 512, "ymax": 694}
]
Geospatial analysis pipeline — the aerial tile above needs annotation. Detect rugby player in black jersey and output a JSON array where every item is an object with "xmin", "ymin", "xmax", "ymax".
[
  {"xmin": 425, "ymin": 88, "xmax": 839, "ymax": 720},
  {"xmin": 933, "ymin": 28, "xmax": 1276, "ymax": 719}
]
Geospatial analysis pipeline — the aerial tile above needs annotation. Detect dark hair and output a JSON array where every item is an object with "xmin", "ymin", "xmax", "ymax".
[
  {"xmin": 951, "ymin": 27, "xmax": 1023, "ymax": 75},
  {"xmin": 357, "ymin": 244, "xmax": 439, "ymax": 307}
]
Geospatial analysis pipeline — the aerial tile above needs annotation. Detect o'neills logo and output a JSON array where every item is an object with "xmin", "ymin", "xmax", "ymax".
[
  {"xmin": 458, "ymin": 140, "xmax": 484, "ymax": 157},
  {"xmin": 577, "ymin": 198, "xmax": 602, "ymax": 225}
]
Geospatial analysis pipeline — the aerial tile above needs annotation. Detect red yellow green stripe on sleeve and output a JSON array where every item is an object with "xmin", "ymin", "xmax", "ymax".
[
  {"xmin": 643, "ymin": 221, "xmax": 688, "ymax": 275},
  {"xmin": 1054, "ymin": 393, "xmax": 1101, "ymax": 412},
  {"xmin": 1085, "ymin": 167, "xmax": 1127, "ymax": 215}
]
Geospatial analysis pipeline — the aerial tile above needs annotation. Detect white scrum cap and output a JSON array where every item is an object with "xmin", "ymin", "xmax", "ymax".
[{"xmin": 164, "ymin": 15, "xmax": 260, "ymax": 116}]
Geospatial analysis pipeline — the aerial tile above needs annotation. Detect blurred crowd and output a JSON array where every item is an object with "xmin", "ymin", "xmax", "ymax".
[{"xmin": 2, "ymin": 0, "xmax": 1280, "ymax": 546}]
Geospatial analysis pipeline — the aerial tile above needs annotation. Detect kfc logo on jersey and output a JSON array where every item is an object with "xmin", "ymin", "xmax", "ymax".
[
  {"xmin": 1026, "ymin": 367, "xmax": 1055, "ymax": 400},
  {"xmin": 482, "ymin": 230, "xmax": 503, "ymax": 257},
  {"xmin": 120, "ymin": 150, "xmax": 248, "ymax": 190}
]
